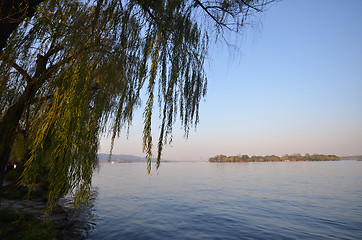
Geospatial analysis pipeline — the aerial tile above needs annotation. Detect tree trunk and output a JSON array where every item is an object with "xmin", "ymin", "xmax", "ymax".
[
  {"xmin": 0, "ymin": 146, "xmax": 11, "ymax": 208},
  {"xmin": 0, "ymin": 82, "xmax": 38, "ymax": 207}
]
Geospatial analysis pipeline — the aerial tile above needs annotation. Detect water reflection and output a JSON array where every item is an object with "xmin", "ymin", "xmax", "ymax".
[
  {"xmin": 58, "ymin": 187, "xmax": 99, "ymax": 238},
  {"xmin": 69, "ymin": 161, "xmax": 362, "ymax": 239}
]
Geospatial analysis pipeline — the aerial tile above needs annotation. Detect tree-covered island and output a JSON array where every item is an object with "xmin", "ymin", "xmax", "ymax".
[{"xmin": 209, "ymin": 154, "xmax": 341, "ymax": 162}]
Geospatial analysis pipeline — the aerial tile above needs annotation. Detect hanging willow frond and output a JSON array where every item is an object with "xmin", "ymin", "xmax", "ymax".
[{"xmin": 0, "ymin": 0, "xmax": 274, "ymax": 209}]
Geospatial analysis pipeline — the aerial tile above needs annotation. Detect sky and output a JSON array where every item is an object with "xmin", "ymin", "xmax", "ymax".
[{"xmin": 99, "ymin": 0, "xmax": 362, "ymax": 161}]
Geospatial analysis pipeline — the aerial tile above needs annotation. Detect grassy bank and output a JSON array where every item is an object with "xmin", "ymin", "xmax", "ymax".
[
  {"xmin": 0, "ymin": 178, "xmax": 72, "ymax": 240},
  {"xmin": 0, "ymin": 208, "xmax": 61, "ymax": 240}
]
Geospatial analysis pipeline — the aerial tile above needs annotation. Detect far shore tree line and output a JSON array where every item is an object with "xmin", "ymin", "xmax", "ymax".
[{"xmin": 209, "ymin": 154, "xmax": 341, "ymax": 163}]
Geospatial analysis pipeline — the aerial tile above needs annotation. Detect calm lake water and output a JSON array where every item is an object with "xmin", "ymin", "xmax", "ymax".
[{"xmin": 84, "ymin": 161, "xmax": 362, "ymax": 239}]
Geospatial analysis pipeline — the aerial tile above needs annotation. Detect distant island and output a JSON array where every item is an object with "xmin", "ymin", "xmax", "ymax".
[
  {"xmin": 209, "ymin": 154, "xmax": 341, "ymax": 163},
  {"xmin": 340, "ymin": 155, "xmax": 362, "ymax": 161}
]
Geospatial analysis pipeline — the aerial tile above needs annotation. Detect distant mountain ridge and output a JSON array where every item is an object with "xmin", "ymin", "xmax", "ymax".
[
  {"xmin": 98, "ymin": 153, "xmax": 168, "ymax": 163},
  {"xmin": 98, "ymin": 153, "xmax": 145, "ymax": 162}
]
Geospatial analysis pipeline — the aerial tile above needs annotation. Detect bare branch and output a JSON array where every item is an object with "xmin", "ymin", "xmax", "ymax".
[
  {"xmin": 205, "ymin": 5, "xmax": 235, "ymax": 18},
  {"xmin": 240, "ymin": 0, "xmax": 262, "ymax": 12},
  {"xmin": 41, "ymin": 44, "xmax": 97, "ymax": 81},
  {"xmin": 40, "ymin": 51, "xmax": 77, "ymax": 81},
  {"xmin": 194, "ymin": 0, "xmax": 232, "ymax": 31},
  {"xmin": 1, "ymin": 57, "xmax": 32, "ymax": 83}
]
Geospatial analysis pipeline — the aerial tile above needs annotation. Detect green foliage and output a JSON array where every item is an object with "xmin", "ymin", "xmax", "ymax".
[
  {"xmin": 9, "ymin": 134, "xmax": 27, "ymax": 162},
  {"xmin": 0, "ymin": 208, "xmax": 20, "ymax": 223},
  {"xmin": 0, "ymin": 209, "xmax": 59, "ymax": 240},
  {"xmin": 1, "ymin": 0, "xmax": 272, "ymax": 209},
  {"xmin": 1, "ymin": 182, "xmax": 47, "ymax": 201}
]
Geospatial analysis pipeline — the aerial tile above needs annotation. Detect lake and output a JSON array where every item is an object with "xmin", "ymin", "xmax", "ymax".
[{"xmin": 82, "ymin": 161, "xmax": 362, "ymax": 239}]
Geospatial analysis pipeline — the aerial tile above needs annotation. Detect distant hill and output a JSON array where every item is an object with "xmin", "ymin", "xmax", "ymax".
[
  {"xmin": 98, "ymin": 153, "xmax": 168, "ymax": 163},
  {"xmin": 98, "ymin": 153, "xmax": 145, "ymax": 163},
  {"xmin": 340, "ymin": 155, "xmax": 362, "ymax": 161}
]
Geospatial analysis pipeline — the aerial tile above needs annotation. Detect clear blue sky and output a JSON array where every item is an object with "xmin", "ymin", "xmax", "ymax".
[{"xmin": 100, "ymin": 0, "xmax": 362, "ymax": 161}]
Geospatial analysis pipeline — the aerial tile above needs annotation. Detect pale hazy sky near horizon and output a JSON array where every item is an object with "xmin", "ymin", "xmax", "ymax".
[{"xmin": 99, "ymin": 0, "xmax": 362, "ymax": 161}]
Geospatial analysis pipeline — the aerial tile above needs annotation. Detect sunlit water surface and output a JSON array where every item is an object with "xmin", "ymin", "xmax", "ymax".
[{"xmin": 83, "ymin": 161, "xmax": 362, "ymax": 239}]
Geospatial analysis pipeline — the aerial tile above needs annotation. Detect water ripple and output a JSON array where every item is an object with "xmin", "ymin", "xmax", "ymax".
[{"xmin": 85, "ymin": 161, "xmax": 362, "ymax": 240}]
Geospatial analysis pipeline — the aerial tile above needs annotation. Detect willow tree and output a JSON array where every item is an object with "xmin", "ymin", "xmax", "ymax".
[{"xmin": 0, "ymin": 0, "xmax": 273, "ymax": 208}]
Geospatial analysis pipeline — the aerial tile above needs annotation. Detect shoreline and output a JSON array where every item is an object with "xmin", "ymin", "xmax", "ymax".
[
  {"xmin": 0, "ymin": 179, "xmax": 85, "ymax": 240},
  {"xmin": 209, "ymin": 160, "xmax": 343, "ymax": 163},
  {"xmin": 209, "ymin": 154, "xmax": 341, "ymax": 163},
  {"xmin": 0, "ymin": 197, "xmax": 85, "ymax": 240}
]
